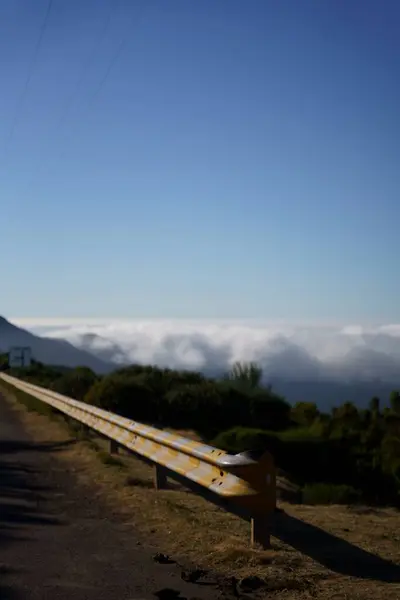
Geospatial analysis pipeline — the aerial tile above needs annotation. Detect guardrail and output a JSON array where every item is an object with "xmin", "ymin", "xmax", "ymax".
[{"xmin": 0, "ymin": 373, "xmax": 276, "ymax": 548}]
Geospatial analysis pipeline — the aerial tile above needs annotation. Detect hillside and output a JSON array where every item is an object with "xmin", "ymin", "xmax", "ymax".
[{"xmin": 0, "ymin": 316, "xmax": 113, "ymax": 374}]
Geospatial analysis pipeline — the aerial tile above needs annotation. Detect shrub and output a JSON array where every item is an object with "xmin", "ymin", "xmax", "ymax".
[
  {"xmin": 51, "ymin": 367, "xmax": 99, "ymax": 401},
  {"xmin": 279, "ymin": 423, "xmax": 325, "ymax": 441},
  {"xmin": 212, "ymin": 426, "xmax": 280, "ymax": 454},
  {"xmin": 164, "ymin": 382, "xmax": 223, "ymax": 432},
  {"xmin": 302, "ymin": 483, "xmax": 362, "ymax": 505},
  {"xmin": 84, "ymin": 373, "xmax": 158, "ymax": 422}
]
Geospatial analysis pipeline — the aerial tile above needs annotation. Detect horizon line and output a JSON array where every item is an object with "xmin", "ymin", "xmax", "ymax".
[{"xmin": 8, "ymin": 316, "xmax": 395, "ymax": 328}]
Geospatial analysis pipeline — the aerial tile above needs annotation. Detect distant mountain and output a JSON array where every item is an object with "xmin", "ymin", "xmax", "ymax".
[
  {"xmin": 76, "ymin": 333, "xmax": 128, "ymax": 365},
  {"xmin": 0, "ymin": 317, "xmax": 114, "ymax": 374}
]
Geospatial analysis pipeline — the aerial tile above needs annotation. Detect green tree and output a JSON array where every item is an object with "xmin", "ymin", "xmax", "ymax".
[
  {"xmin": 52, "ymin": 367, "xmax": 98, "ymax": 401},
  {"xmin": 84, "ymin": 373, "xmax": 158, "ymax": 423},
  {"xmin": 381, "ymin": 434, "xmax": 400, "ymax": 487},
  {"xmin": 0, "ymin": 353, "xmax": 9, "ymax": 370},
  {"xmin": 390, "ymin": 390, "xmax": 400, "ymax": 415},
  {"xmin": 226, "ymin": 361, "xmax": 263, "ymax": 388},
  {"xmin": 369, "ymin": 396, "xmax": 381, "ymax": 417},
  {"xmin": 249, "ymin": 388, "xmax": 291, "ymax": 430},
  {"xmin": 291, "ymin": 402, "xmax": 320, "ymax": 427},
  {"xmin": 165, "ymin": 382, "xmax": 222, "ymax": 431}
]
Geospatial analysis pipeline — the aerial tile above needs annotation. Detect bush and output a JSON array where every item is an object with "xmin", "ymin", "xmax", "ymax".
[
  {"xmin": 84, "ymin": 373, "xmax": 159, "ymax": 422},
  {"xmin": 290, "ymin": 402, "xmax": 320, "ymax": 427},
  {"xmin": 212, "ymin": 426, "xmax": 281, "ymax": 454},
  {"xmin": 51, "ymin": 367, "xmax": 99, "ymax": 401},
  {"xmin": 164, "ymin": 382, "xmax": 223, "ymax": 432},
  {"xmin": 279, "ymin": 423, "xmax": 326, "ymax": 441},
  {"xmin": 302, "ymin": 483, "xmax": 362, "ymax": 505}
]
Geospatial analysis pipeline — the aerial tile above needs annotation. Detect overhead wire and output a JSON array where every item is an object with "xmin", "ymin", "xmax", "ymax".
[
  {"xmin": 13, "ymin": 0, "xmax": 148, "ymax": 193},
  {"xmin": 1, "ymin": 0, "xmax": 54, "ymax": 166},
  {"xmin": 55, "ymin": 0, "xmax": 119, "ymax": 133},
  {"xmin": 51, "ymin": 0, "xmax": 147, "ymax": 165},
  {"xmin": 30, "ymin": 0, "xmax": 120, "ymax": 181},
  {"xmin": 80, "ymin": 0, "xmax": 147, "ymax": 115}
]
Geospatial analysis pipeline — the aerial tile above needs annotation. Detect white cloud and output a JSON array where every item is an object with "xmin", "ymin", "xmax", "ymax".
[{"xmin": 10, "ymin": 318, "xmax": 400, "ymax": 384}]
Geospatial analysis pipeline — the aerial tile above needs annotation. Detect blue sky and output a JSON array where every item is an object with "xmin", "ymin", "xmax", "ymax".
[{"xmin": 1, "ymin": 0, "xmax": 399, "ymax": 320}]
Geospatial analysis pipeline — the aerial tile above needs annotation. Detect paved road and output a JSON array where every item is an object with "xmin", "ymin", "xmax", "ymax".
[{"xmin": 0, "ymin": 395, "xmax": 222, "ymax": 600}]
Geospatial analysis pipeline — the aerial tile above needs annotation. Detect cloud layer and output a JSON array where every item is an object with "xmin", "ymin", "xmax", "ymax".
[{"xmin": 12, "ymin": 318, "xmax": 400, "ymax": 384}]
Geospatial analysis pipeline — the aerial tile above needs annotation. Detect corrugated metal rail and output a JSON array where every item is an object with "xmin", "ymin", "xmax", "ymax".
[{"xmin": 0, "ymin": 372, "xmax": 276, "ymax": 547}]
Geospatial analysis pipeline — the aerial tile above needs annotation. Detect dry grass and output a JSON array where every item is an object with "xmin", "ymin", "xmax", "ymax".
[{"xmin": 2, "ymin": 389, "xmax": 400, "ymax": 600}]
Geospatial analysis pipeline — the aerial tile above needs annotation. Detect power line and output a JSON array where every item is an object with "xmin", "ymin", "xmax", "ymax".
[
  {"xmin": 52, "ymin": 1, "xmax": 147, "ymax": 164},
  {"xmin": 30, "ymin": 0, "xmax": 120, "ymax": 181},
  {"xmin": 84, "ymin": 0, "xmax": 146, "ymax": 112},
  {"xmin": 2, "ymin": 0, "xmax": 54, "ymax": 164},
  {"xmin": 55, "ymin": 0, "xmax": 119, "ymax": 133}
]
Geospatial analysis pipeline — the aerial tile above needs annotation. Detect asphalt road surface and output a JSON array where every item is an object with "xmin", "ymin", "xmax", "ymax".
[{"xmin": 0, "ymin": 394, "xmax": 222, "ymax": 600}]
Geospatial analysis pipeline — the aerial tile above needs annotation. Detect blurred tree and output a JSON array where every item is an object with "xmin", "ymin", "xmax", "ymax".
[
  {"xmin": 291, "ymin": 402, "xmax": 320, "ymax": 426},
  {"xmin": 52, "ymin": 367, "xmax": 98, "ymax": 401},
  {"xmin": 226, "ymin": 361, "xmax": 263, "ymax": 388},
  {"xmin": 390, "ymin": 390, "xmax": 400, "ymax": 415},
  {"xmin": 369, "ymin": 396, "xmax": 381, "ymax": 417}
]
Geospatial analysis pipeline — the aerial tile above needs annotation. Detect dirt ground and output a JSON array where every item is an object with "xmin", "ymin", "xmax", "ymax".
[{"xmin": 2, "ymin": 388, "xmax": 400, "ymax": 600}]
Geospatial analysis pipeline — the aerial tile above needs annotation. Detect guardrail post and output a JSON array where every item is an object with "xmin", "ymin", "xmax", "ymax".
[
  {"xmin": 251, "ymin": 516, "xmax": 271, "ymax": 549},
  {"xmin": 154, "ymin": 465, "xmax": 168, "ymax": 490},
  {"xmin": 109, "ymin": 439, "xmax": 119, "ymax": 455}
]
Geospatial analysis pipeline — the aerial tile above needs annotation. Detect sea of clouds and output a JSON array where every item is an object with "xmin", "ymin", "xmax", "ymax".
[{"xmin": 13, "ymin": 318, "xmax": 400, "ymax": 384}]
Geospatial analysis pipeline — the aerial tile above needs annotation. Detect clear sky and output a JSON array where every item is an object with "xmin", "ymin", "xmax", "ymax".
[{"xmin": 1, "ymin": 0, "xmax": 399, "ymax": 320}]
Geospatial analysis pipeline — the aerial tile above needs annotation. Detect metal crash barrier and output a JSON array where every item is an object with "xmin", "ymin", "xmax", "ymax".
[{"xmin": 0, "ymin": 373, "xmax": 276, "ymax": 547}]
